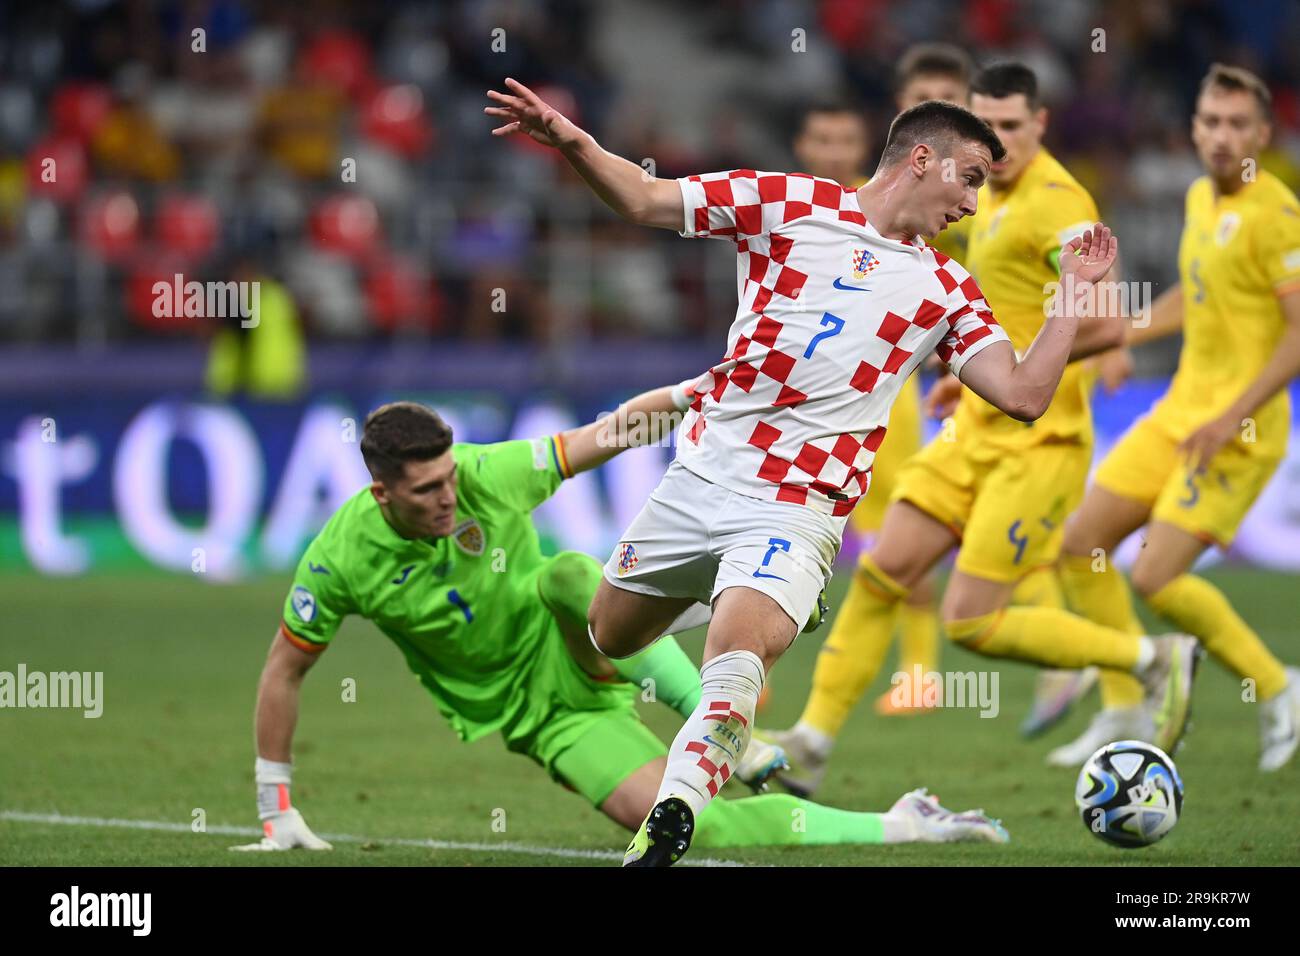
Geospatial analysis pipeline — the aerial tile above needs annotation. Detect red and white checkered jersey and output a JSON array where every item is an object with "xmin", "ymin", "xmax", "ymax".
[{"xmin": 674, "ymin": 169, "xmax": 1009, "ymax": 517}]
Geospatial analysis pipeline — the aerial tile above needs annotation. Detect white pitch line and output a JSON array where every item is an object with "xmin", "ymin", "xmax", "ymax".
[{"xmin": 0, "ymin": 810, "xmax": 745, "ymax": 867}]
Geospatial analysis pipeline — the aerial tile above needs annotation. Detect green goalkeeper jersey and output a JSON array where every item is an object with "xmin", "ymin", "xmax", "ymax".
[{"xmin": 280, "ymin": 437, "xmax": 572, "ymax": 742}]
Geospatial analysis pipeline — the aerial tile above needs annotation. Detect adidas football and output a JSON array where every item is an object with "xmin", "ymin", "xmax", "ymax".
[{"xmin": 1075, "ymin": 740, "xmax": 1184, "ymax": 848}]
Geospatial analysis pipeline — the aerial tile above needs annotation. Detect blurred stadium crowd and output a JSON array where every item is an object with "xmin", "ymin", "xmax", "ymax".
[{"xmin": 0, "ymin": 0, "xmax": 1297, "ymax": 376}]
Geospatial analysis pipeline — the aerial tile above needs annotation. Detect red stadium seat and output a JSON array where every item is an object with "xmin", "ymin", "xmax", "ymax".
[
  {"xmin": 298, "ymin": 30, "xmax": 378, "ymax": 103},
  {"xmin": 26, "ymin": 136, "xmax": 89, "ymax": 204},
  {"xmin": 361, "ymin": 84, "xmax": 434, "ymax": 158},
  {"xmin": 126, "ymin": 251, "xmax": 198, "ymax": 331},
  {"xmin": 79, "ymin": 190, "xmax": 141, "ymax": 262},
  {"xmin": 50, "ymin": 82, "xmax": 113, "ymax": 142},
  {"xmin": 155, "ymin": 194, "xmax": 221, "ymax": 263},
  {"xmin": 309, "ymin": 194, "xmax": 381, "ymax": 259},
  {"xmin": 364, "ymin": 253, "xmax": 443, "ymax": 332}
]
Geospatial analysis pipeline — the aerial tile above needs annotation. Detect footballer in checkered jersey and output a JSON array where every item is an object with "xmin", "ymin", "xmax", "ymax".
[{"xmin": 487, "ymin": 78, "xmax": 1118, "ymax": 865}]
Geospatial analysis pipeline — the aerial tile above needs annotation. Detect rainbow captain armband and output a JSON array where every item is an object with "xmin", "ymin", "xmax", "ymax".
[
  {"xmin": 279, "ymin": 620, "xmax": 327, "ymax": 654},
  {"xmin": 552, "ymin": 433, "xmax": 572, "ymax": 478}
]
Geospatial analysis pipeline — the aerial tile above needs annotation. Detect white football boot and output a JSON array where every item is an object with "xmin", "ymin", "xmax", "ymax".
[
  {"xmin": 1020, "ymin": 667, "xmax": 1098, "ymax": 738},
  {"xmin": 1141, "ymin": 634, "xmax": 1203, "ymax": 754},
  {"xmin": 752, "ymin": 724, "xmax": 830, "ymax": 797},
  {"xmin": 888, "ymin": 788, "xmax": 1009, "ymax": 844},
  {"xmin": 1046, "ymin": 705, "xmax": 1155, "ymax": 767},
  {"xmin": 1258, "ymin": 667, "xmax": 1300, "ymax": 772}
]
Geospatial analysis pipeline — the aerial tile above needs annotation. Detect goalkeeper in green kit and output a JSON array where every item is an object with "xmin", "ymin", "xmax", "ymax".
[{"xmin": 236, "ymin": 381, "xmax": 1009, "ymax": 856}]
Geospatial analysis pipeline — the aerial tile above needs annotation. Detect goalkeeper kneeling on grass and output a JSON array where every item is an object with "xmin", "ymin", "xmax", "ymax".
[{"xmin": 235, "ymin": 384, "xmax": 1008, "ymax": 855}]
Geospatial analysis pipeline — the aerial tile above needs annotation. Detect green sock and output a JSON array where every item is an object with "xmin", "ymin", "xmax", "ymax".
[
  {"xmin": 693, "ymin": 794, "xmax": 885, "ymax": 847},
  {"xmin": 537, "ymin": 550, "xmax": 702, "ymax": 718},
  {"xmin": 608, "ymin": 636, "xmax": 702, "ymax": 718}
]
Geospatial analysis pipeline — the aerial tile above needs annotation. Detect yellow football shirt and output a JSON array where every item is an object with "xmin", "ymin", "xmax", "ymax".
[
  {"xmin": 954, "ymin": 149, "xmax": 1099, "ymax": 449},
  {"xmin": 1152, "ymin": 170, "xmax": 1300, "ymax": 458}
]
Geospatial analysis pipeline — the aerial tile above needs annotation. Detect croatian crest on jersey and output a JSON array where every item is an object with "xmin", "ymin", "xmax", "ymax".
[
  {"xmin": 291, "ymin": 586, "xmax": 317, "ymax": 623},
  {"xmin": 1216, "ymin": 212, "xmax": 1242, "ymax": 247},
  {"xmin": 616, "ymin": 542, "xmax": 638, "ymax": 576},
  {"xmin": 452, "ymin": 519, "xmax": 485, "ymax": 556},
  {"xmin": 852, "ymin": 249, "xmax": 880, "ymax": 279}
]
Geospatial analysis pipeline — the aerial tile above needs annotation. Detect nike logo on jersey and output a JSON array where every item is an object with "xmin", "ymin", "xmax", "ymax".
[
  {"xmin": 308, "ymin": 563, "xmax": 330, "ymax": 575},
  {"xmin": 832, "ymin": 277, "xmax": 872, "ymax": 292},
  {"xmin": 392, "ymin": 564, "xmax": 416, "ymax": 585}
]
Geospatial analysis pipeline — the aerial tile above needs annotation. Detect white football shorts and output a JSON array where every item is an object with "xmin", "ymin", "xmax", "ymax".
[{"xmin": 602, "ymin": 460, "xmax": 845, "ymax": 629}]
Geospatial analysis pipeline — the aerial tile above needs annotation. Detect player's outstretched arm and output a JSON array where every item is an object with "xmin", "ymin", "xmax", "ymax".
[
  {"xmin": 485, "ymin": 78, "xmax": 683, "ymax": 230},
  {"xmin": 1128, "ymin": 284, "xmax": 1183, "ymax": 346},
  {"xmin": 560, "ymin": 379, "xmax": 697, "ymax": 474},
  {"xmin": 231, "ymin": 631, "xmax": 332, "ymax": 851},
  {"xmin": 960, "ymin": 223, "xmax": 1118, "ymax": 422},
  {"xmin": 1180, "ymin": 289, "xmax": 1300, "ymax": 472}
]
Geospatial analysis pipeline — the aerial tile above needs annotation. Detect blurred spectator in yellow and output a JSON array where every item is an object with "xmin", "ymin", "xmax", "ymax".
[{"xmin": 206, "ymin": 259, "xmax": 306, "ymax": 399}]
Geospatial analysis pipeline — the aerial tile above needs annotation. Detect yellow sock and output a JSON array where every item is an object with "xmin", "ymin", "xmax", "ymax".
[
  {"xmin": 1010, "ymin": 564, "xmax": 1065, "ymax": 609},
  {"xmin": 800, "ymin": 554, "xmax": 906, "ymax": 737},
  {"xmin": 946, "ymin": 606, "xmax": 1140, "ymax": 671},
  {"xmin": 1059, "ymin": 553, "xmax": 1145, "ymax": 708},
  {"xmin": 896, "ymin": 599, "xmax": 938, "ymax": 674},
  {"xmin": 1146, "ymin": 574, "xmax": 1287, "ymax": 700}
]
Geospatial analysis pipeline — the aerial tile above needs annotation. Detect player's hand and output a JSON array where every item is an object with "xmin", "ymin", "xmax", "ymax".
[
  {"xmin": 1179, "ymin": 413, "xmax": 1239, "ymax": 474},
  {"xmin": 230, "ymin": 808, "xmax": 333, "ymax": 852},
  {"xmin": 485, "ymin": 78, "xmax": 583, "ymax": 149},
  {"xmin": 1060, "ymin": 223, "xmax": 1118, "ymax": 285},
  {"xmin": 1095, "ymin": 347, "xmax": 1134, "ymax": 394},
  {"xmin": 923, "ymin": 373, "xmax": 962, "ymax": 420}
]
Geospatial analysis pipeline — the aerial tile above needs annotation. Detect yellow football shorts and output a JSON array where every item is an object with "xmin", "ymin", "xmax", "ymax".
[
  {"xmin": 1093, "ymin": 413, "xmax": 1282, "ymax": 547},
  {"xmin": 852, "ymin": 374, "xmax": 923, "ymax": 533},
  {"xmin": 891, "ymin": 432, "xmax": 1092, "ymax": 583}
]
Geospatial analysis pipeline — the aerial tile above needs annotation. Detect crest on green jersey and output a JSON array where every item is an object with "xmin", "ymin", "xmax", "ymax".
[
  {"xmin": 291, "ymin": 586, "xmax": 317, "ymax": 622},
  {"xmin": 452, "ymin": 519, "xmax": 485, "ymax": 556}
]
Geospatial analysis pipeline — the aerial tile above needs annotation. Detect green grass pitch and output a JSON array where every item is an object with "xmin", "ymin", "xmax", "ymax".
[{"xmin": 1, "ymin": 568, "xmax": 1297, "ymax": 866}]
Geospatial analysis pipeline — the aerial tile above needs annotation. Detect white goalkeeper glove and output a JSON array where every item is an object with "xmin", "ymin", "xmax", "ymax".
[
  {"xmin": 670, "ymin": 377, "xmax": 700, "ymax": 412},
  {"xmin": 230, "ymin": 758, "xmax": 333, "ymax": 851}
]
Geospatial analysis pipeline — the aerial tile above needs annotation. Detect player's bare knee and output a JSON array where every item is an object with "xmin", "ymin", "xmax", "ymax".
[
  {"xmin": 939, "ymin": 581, "xmax": 1007, "ymax": 629},
  {"xmin": 1061, "ymin": 512, "xmax": 1101, "ymax": 557},
  {"xmin": 1128, "ymin": 562, "xmax": 1170, "ymax": 601},
  {"xmin": 907, "ymin": 572, "xmax": 937, "ymax": 607},
  {"xmin": 586, "ymin": 585, "xmax": 644, "ymax": 658},
  {"xmin": 870, "ymin": 547, "xmax": 925, "ymax": 591},
  {"xmin": 542, "ymin": 551, "xmax": 599, "ymax": 599}
]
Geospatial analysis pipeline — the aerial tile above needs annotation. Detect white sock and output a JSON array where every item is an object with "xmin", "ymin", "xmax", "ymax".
[
  {"xmin": 1132, "ymin": 637, "xmax": 1156, "ymax": 674},
  {"xmin": 655, "ymin": 650, "xmax": 765, "ymax": 816}
]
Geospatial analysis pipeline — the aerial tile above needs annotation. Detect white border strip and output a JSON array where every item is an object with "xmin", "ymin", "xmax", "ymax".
[{"xmin": 0, "ymin": 810, "xmax": 745, "ymax": 867}]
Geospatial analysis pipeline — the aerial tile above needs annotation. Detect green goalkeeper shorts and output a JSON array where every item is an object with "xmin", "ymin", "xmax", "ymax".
[{"xmin": 502, "ymin": 623, "xmax": 666, "ymax": 807}]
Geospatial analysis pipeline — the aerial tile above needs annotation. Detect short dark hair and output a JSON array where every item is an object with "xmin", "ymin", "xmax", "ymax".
[
  {"xmin": 1200, "ymin": 62, "xmax": 1271, "ymax": 119},
  {"xmin": 970, "ymin": 62, "xmax": 1040, "ymax": 110},
  {"xmin": 878, "ymin": 100, "xmax": 1005, "ymax": 169},
  {"xmin": 896, "ymin": 43, "xmax": 973, "ymax": 90},
  {"xmin": 360, "ymin": 401, "xmax": 454, "ymax": 482}
]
